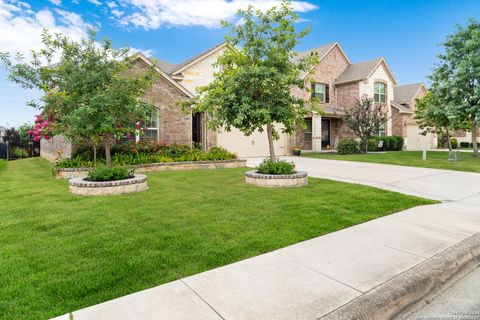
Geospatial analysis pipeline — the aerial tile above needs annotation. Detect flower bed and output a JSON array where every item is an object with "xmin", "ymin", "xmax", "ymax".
[
  {"xmin": 56, "ymin": 159, "xmax": 247, "ymax": 179},
  {"xmin": 69, "ymin": 174, "xmax": 148, "ymax": 196}
]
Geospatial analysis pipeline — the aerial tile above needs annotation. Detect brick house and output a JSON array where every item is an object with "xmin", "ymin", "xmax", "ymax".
[{"xmin": 41, "ymin": 41, "xmax": 436, "ymax": 161}]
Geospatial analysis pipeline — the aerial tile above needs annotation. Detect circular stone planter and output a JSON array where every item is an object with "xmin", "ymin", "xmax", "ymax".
[
  {"xmin": 245, "ymin": 170, "xmax": 308, "ymax": 188},
  {"xmin": 69, "ymin": 174, "xmax": 148, "ymax": 196}
]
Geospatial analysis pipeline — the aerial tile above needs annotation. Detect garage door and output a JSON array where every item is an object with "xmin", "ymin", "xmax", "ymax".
[
  {"xmin": 406, "ymin": 124, "xmax": 436, "ymax": 150},
  {"xmin": 217, "ymin": 127, "xmax": 289, "ymax": 158}
]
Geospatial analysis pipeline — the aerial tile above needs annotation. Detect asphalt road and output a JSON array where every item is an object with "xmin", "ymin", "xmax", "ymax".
[{"xmin": 406, "ymin": 267, "xmax": 480, "ymax": 320}]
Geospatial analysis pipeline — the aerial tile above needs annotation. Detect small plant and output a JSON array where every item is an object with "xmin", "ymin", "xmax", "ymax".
[
  {"xmin": 292, "ymin": 145, "xmax": 301, "ymax": 156},
  {"xmin": 256, "ymin": 158, "xmax": 296, "ymax": 175},
  {"xmin": 450, "ymin": 138, "xmax": 458, "ymax": 149},
  {"xmin": 85, "ymin": 166, "xmax": 134, "ymax": 182},
  {"xmin": 337, "ymin": 139, "xmax": 360, "ymax": 155}
]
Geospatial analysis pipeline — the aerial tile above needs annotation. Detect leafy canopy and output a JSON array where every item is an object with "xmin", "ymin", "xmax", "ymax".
[
  {"xmin": 0, "ymin": 30, "xmax": 156, "ymax": 164},
  {"xmin": 191, "ymin": 0, "xmax": 319, "ymax": 161}
]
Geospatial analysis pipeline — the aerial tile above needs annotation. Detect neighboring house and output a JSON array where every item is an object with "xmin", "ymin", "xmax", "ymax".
[{"xmin": 41, "ymin": 41, "xmax": 435, "ymax": 161}]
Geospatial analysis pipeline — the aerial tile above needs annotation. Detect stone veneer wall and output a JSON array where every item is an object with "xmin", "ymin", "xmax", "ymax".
[{"xmin": 40, "ymin": 135, "xmax": 73, "ymax": 162}]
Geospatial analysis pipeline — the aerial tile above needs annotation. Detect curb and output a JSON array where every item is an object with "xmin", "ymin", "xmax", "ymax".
[{"xmin": 319, "ymin": 232, "xmax": 480, "ymax": 320}]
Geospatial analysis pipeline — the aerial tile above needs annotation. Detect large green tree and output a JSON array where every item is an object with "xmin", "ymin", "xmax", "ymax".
[
  {"xmin": 192, "ymin": 0, "xmax": 319, "ymax": 162},
  {"xmin": 433, "ymin": 19, "xmax": 480, "ymax": 157},
  {"xmin": 415, "ymin": 91, "xmax": 455, "ymax": 151},
  {"xmin": 0, "ymin": 30, "xmax": 156, "ymax": 165}
]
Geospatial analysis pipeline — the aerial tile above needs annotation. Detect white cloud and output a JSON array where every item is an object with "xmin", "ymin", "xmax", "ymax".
[
  {"xmin": 0, "ymin": 0, "xmax": 92, "ymax": 56},
  {"xmin": 115, "ymin": 0, "xmax": 318, "ymax": 30},
  {"xmin": 87, "ymin": 0, "xmax": 102, "ymax": 5},
  {"xmin": 49, "ymin": 0, "xmax": 62, "ymax": 5}
]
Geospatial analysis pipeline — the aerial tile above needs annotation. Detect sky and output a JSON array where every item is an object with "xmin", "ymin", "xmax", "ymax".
[{"xmin": 0, "ymin": 0, "xmax": 479, "ymax": 127}]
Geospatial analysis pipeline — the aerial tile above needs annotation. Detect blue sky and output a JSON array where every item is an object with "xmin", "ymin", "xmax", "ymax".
[{"xmin": 1, "ymin": 0, "xmax": 479, "ymax": 127}]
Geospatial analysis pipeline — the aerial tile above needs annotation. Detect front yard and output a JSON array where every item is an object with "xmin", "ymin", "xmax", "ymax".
[
  {"xmin": 303, "ymin": 151, "xmax": 480, "ymax": 173},
  {"xmin": 0, "ymin": 158, "xmax": 435, "ymax": 319}
]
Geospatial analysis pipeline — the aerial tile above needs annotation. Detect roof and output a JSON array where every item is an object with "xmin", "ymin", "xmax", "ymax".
[
  {"xmin": 169, "ymin": 42, "xmax": 227, "ymax": 75},
  {"xmin": 390, "ymin": 100, "xmax": 414, "ymax": 114},
  {"xmin": 334, "ymin": 58, "xmax": 383, "ymax": 84},
  {"xmin": 394, "ymin": 83, "xmax": 425, "ymax": 104},
  {"xmin": 132, "ymin": 52, "xmax": 195, "ymax": 98},
  {"xmin": 150, "ymin": 58, "xmax": 177, "ymax": 74}
]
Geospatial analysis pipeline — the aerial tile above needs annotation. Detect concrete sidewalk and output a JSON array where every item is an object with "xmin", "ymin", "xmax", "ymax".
[{"xmin": 52, "ymin": 158, "xmax": 480, "ymax": 320}]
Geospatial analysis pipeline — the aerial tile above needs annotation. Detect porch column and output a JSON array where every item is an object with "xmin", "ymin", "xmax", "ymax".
[{"xmin": 312, "ymin": 114, "xmax": 322, "ymax": 152}]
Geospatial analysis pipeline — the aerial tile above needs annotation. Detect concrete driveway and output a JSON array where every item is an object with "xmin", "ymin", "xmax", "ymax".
[
  {"xmin": 247, "ymin": 156, "xmax": 480, "ymax": 203},
  {"xmin": 52, "ymin": 157, "xmax": 480, "ymax": 320}
]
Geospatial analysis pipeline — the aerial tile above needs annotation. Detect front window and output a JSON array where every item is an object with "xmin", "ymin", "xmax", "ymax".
[
  {"xmin": 144, "ymin": 109, "xmax": 160, "ymax": 140},
  {"xmin": 374, "ymin": 82, "xmax": 386, "ymax": 103},
  {"xmin": 304, "ymin": 118, "xmax": 312, "ymax": 142},
  {"xmin": 312, "ymin": 83, "xmax": 326, "ymax": 102},
  {"xmin": 378, "ymin": 122, "xmax": 386, "ymax": 137}
]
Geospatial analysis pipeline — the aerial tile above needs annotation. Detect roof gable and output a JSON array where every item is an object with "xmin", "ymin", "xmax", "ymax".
[
  {"xmin": 394, "ymin": 83, "xmax": 426, "ymax": 104},
  {"xmin": 296, "ymin": 42, "xmax": 351, "ymax": 79},
  {"xmin": 169, "ymin": 42, "xmax": 227, "ymax": 75},
  {"xmin": 335, "ymin": 57, "xmax": 397, "ymax": 85},
  {"xmin": 132, "ymin": 52, "xmax": 195, "ymax": 98}
]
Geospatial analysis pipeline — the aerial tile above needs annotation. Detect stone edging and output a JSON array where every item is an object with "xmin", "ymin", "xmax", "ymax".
[
  {"xmin": 320, "ymin": 232, "xmax": 480, "ymax": 320},
  {"xmin": 69, "ymin": 174, "xmax": 147, "ymax": 188},
  {"xmin": 57, "ymin": 159, "xmax": 243, "ymax": 172},
  {"xmin": 245, "ymin": 170, "xmax": 308, "ymax": 179}
]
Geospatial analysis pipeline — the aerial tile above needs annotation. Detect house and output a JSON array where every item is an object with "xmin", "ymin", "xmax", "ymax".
[
  {"xmin": 41, "ymin": 41, "xmax": 436, "ymax": 161},
  {"xmin": 134, "ymin": 41, "xmax": 434, "ymax": 157}
]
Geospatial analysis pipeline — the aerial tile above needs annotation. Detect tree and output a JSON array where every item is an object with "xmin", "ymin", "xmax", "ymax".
[
  {"xmin": 0, "ymin": 30, "xmax": 156, "ymax": 166},
  {"xmin": 191, "ymin": 0, "xmax": 319, "ymax": 163},
  {"xmin": 433, "ymin": 19, "xmax": 480, "ymax": 157},
  {"xmin": 343, "ymin": 95, "xmax": 387, "ymax": 153},
  {"xmin": 3, "ymin": 127, "xmax": 21, "ymax": 146},
  {"xmin": 415, "ymin": 91, "xmax": 455, "ymax": 151}
]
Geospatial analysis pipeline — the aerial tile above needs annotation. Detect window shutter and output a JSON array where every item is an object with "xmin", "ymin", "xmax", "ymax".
[
  {"xmin": 325, "ymin": 84, "xmax": 330, "ymax": 103},
  {"xmin": 311, "ymin": 83, "xmax": 315, "ymax": 98}
]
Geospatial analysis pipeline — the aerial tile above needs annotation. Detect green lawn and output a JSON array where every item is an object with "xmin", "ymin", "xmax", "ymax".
[
  {"xmin": 0, "ymin": 160, "xmax": 6, "ymax": 172},
  {"xmin": 0, "ymin": 158, "xmax": 435, "ymax": 319},
  {"xmin": 303, "ymin": 151, "xmax": 480, "ymax": 173}
]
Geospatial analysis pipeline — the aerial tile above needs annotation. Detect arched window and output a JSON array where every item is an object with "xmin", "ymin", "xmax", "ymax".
[{"xmin": 374, "ymin": 82, "xmax": 386, "ymax": 103}]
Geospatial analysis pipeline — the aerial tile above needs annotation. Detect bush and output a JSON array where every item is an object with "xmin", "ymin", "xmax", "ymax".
[
  {"xmin": 85, "ymin": 166, "xmax": 134, "ymax": 182},
  {"xmin": 337, "ymin": 139, "xmax": 360, "ymax": 155},
  {"xmin": 256, "ymin": 158, "xmax": 296, "ymax": 175},
  {"xmin": 450, "ymin": 138, "xmax": 458, "ymax": 149},
  {"xmin": 459, "ymin": 142, "xmax": 470, "ymax": 148}
]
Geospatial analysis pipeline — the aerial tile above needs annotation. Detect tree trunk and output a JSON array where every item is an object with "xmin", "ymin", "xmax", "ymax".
[
  {"xmin": 266, "ymin": 123, "xmax": 276, "ymax": 163},
  {"xmin": 446, "ymin": 130, "xmax": 452, "ymax": 152},
  {"xmin": 93, "ymin": 144, "xmax": 97, "ymax": 163},
  {"xmin": 105, "ymin": 142, "xmax": 112, "ymax": 167},
  {"xmin": 472, "ymin": 118, "xmax": 478, "ymax": 158},
  {"xmin": 363, "ymin": 138, "xmax": 368, "ymax": 154}
]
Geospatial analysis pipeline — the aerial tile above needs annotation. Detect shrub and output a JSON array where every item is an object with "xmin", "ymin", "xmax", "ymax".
[
  {"xmin": 337, "ymin": 139, "xmax": 360, "ymax": 155},
  {"xmin": 256, "ymin": 158, "xmax": 296, "ymax": 175},
  {"xmin": 460, "ymin": 142, "xmax": 470, "ymax": 148},
  {"xmin": 450, "ymin": 138, "xmax": 458, "ymax": 149},
  {"xmin": 85, "ymin": 166, "xmax": 134, "ymax": 182},
  {"xmin": 52, "ymin": 155, "xmax": 100, "ymax": 171}
]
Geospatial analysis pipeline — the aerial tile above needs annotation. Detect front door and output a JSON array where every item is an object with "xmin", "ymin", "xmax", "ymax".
[
  {"xmin": 192, "ymin": 112, "xmax": 202, "ymax": 146},
  {"xmin": 321, "ymin": 118, "xmax": 331, "ymax": 148}
]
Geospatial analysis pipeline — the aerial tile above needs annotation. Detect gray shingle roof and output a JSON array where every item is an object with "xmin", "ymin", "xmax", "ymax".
[
  {"xmin": 150, "ymin": 58, "xmax": 178, "ymax": 74},
  {"xmin": 293, "ymin": 42, "xmax": 336, "ymax": 62},
  {"xmin": 390, "ymin": 100, "xmax": 413, "ymax": 114},
  {"xmin": 334, "ymin": 58, "xmax": 383, "ymax": 84},
  {"xmin": 394, "ymin": 83, "xmax": 424, "ymax": 104}
]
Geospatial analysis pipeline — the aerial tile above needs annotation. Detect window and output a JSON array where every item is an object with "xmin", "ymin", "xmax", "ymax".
[
  {"xmin": 304, "ymin": 118, "xmax": 312, "ymax": 142},
  {"xmin": 311, "ymin": 83, "xmax": 328, "ymax": 102},
  {"xmin": 374, "ymin": 82, "xmax": 386, "ymax": 103},
  {"xmin": 378, "ymin": 122, "xmax": 386, "ymax": 137},
  {"xmin": 144, "ymin": 109, "xmax": 159, "ymax": 140}
]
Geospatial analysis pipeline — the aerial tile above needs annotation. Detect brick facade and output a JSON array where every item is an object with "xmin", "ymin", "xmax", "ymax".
[{"xmin": 134, "ymin": 59, "xmax": 192, "ymax": 145}]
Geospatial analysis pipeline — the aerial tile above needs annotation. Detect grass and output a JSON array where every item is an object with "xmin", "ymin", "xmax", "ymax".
[
  {"xmin": 0, "ymin": 158, "xmax": 435, "ymax": 319},
  {"xmin": 0, "ymin": 160, "xmax": 6, "ymax": 173},
  {"xmin": 303, "ymin": 151, "xmax": 480, "ymax": 173}
]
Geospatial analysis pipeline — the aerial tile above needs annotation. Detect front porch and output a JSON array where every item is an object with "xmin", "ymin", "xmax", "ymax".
[{"xmin": 295, "ymin": 115, "xmax": 345, "ymax": 152}]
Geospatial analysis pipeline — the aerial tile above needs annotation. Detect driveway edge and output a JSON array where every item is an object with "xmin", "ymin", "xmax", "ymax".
[{"xmin": 319, "ymin": 232, "xmax": 480, "ymax": 320}]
